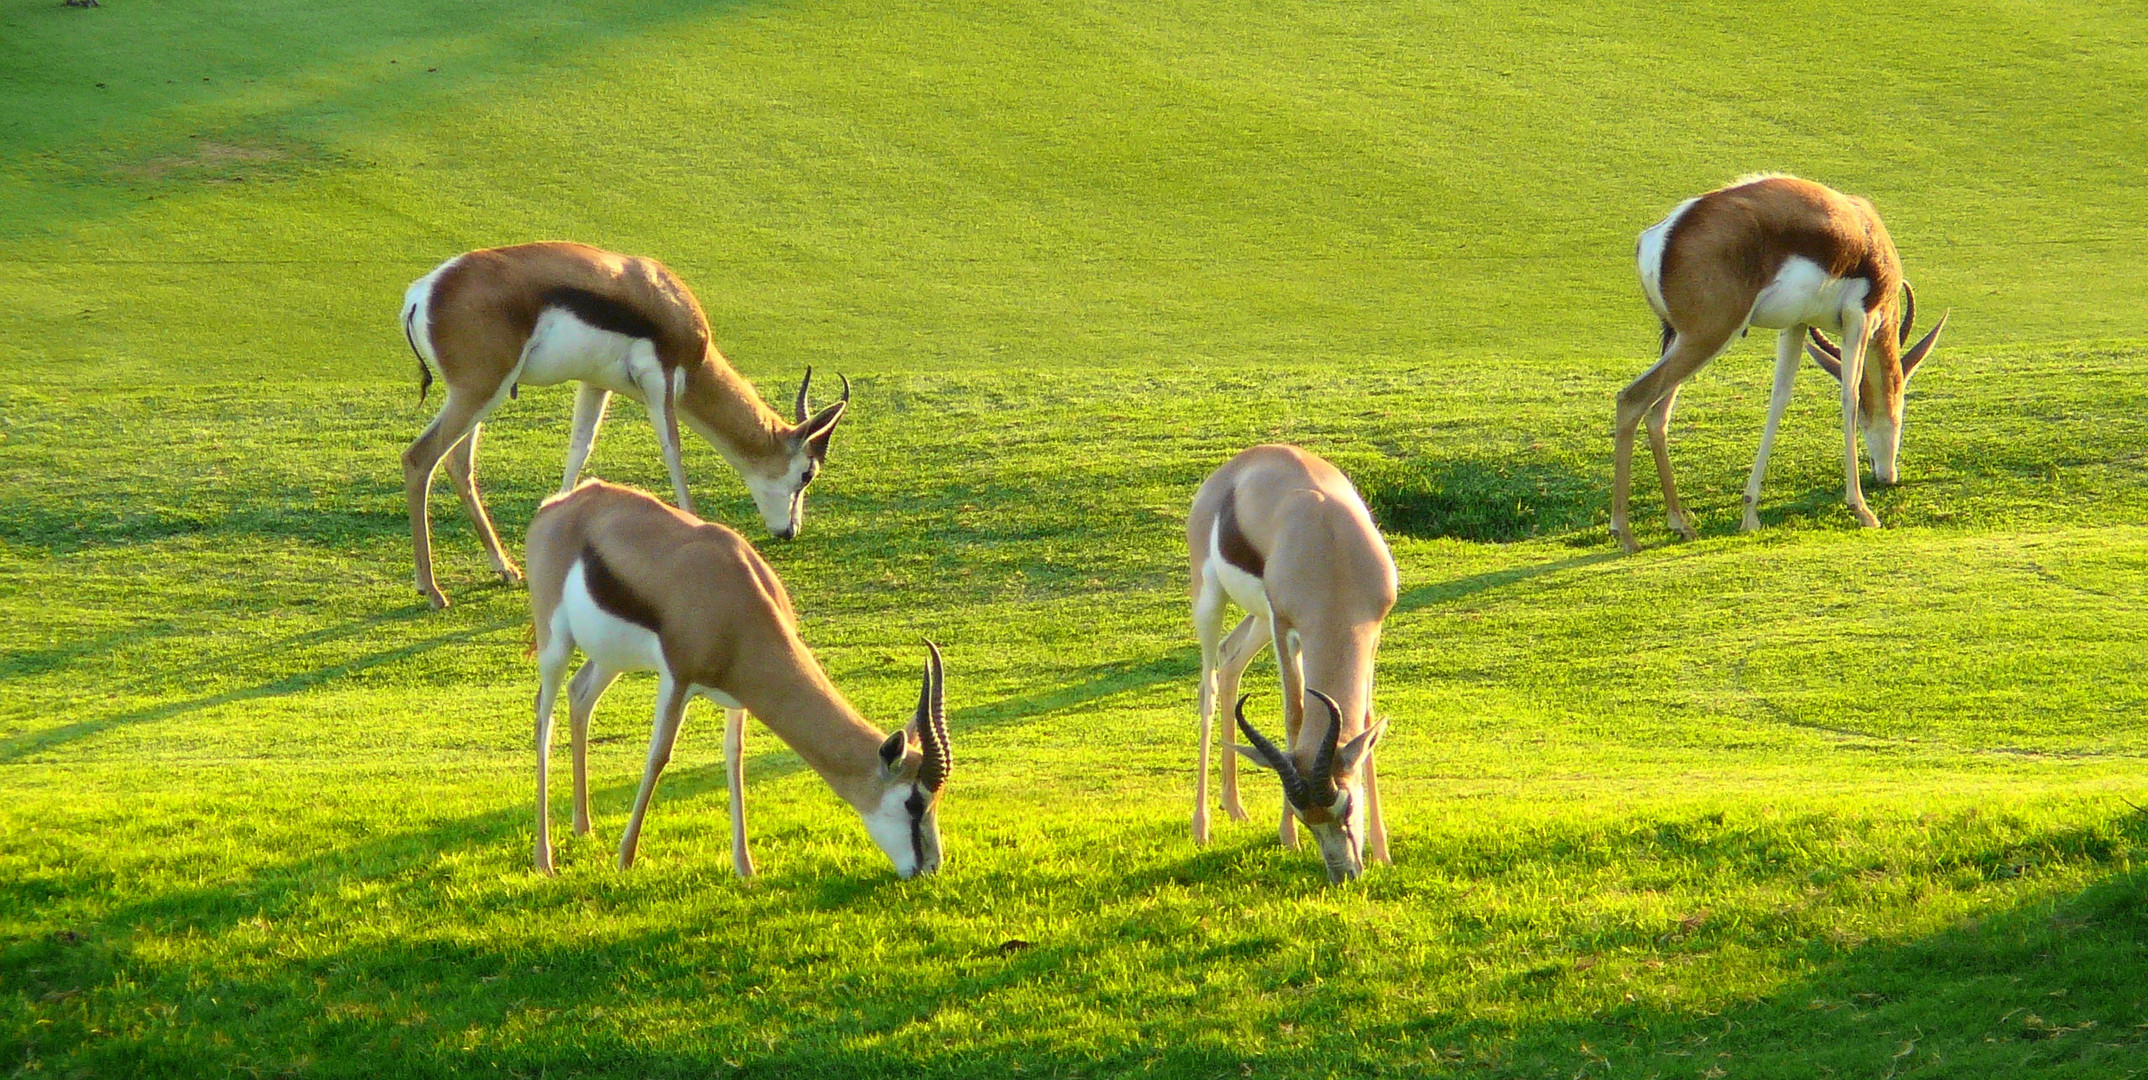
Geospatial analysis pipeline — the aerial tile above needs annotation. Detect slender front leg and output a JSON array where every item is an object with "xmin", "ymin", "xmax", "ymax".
[
  {"xmin": 1837, "ymin": 308, "xmax": 1879, "ymax": 528},
  {"xmin": 567, "ymin": 660, "xmax": 619, "ymax": 836},
  {"xmin": 618, "ymin": 673, "xmax": 691, "ymax": 870},
  {"xmin": 1191, "ymin": 579, "xmax": 1228, "ymax": 845},
  {"xmin": 442, "ymin": 423, "xmax": 522, "ymax": 585},
  {"xmin": 1645, "ymin": 385, "xmax": 1694, "ymax": 539},
  {"xmin": 1744, "ymin": 327, "xmax": 1805, "ymax": 531},
  {"xmin": 561, "ymin": 383, "xmax": 613, "ymax": 492},
  {"xmin": 634, "ymin": 358, "xmax": 695, "ymax": 515},
  {"xmin": 533, "ymin": 649, "xmax": 571, "ymax": 875},
  {"xmin": 1214, "ymin": 614, "xmax": 1272, "ymax": 823},
  {"xmin": 1273, "ymin": 622, "xmax": 1307, "ymax": 851},
  {"xmin": 725, "ymin": 707, "xmax": 755, "ymax": 878},
  {"xmin": 1363, "ymin": 748, "xmax": 1389, "ymax": 865}
]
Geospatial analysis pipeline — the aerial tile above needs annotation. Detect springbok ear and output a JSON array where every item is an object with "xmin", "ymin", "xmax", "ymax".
[
  {"xmin": 1899, "ymin": 310, "xmax": 1947, "ymax": 383},
  {"xmin": 1232, "ymin": 743, "xmax": 1281, "ymax": 770},
  {"xmin": 800, "ymin": 398, "xmax": 847, "ymax": 459},
  {"xmin": 1806, "ymin": 328, "xmax": 1845, "ymax": 382},
  {"xmin": 877, "ymin": 729, "xmax": 908, "ymax": 775},
  {"xmin": 1334, "ymin": 718, "xmax": 1388, "ymax": 776}
]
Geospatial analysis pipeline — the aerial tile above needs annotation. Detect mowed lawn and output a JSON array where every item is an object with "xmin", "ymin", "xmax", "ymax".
[{"xmin": 4, "ymin": 0, "xmax": 2148, "ymax": 1076}]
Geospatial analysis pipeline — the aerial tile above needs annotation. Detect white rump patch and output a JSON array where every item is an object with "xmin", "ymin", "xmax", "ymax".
[
  {"xmin": 1635, "ymin": 197, "xmax": 1698, "ymax": 320},
  {"xmin": 400, "ymin": 255, "xmax": 461, "ymax": 372}
]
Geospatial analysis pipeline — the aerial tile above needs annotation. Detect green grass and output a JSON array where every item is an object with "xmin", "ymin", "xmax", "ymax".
[{"xmin": 4, "ymin": 0, "xmax": 2148, "ymax": 1076}]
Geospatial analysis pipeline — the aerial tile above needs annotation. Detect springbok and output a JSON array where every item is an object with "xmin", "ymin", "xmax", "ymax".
[
  {"xmin": 526, "ymin": 479, "xmax": 950, "ymax": 879},
  {"xmin": 1188, "ymin": 444, "xmax": 1397, "ymax": 883},
  {"xmin": 1615, "ymin": 174, "xmax": 1947, "ymax": 552},
  {"xmin": 400, "ymin": 242, "xmax": 850, "ymax": 607}
]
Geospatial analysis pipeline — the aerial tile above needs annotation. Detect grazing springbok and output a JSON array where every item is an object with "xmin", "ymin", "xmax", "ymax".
[
  {"xmin": 526, "ymin": 479, "xmax": 950, "ymax": 879},
  {"xmin": 1188, "ymin": 445, "xmax": 1398, "ymax": 883},
  {"xmin": 401, "ymin": 242, "xmax": 850, "ymax": 607},
  {"xmin": 1615, "ymin": 174, "xmax": 1947, "ymax": 552}
]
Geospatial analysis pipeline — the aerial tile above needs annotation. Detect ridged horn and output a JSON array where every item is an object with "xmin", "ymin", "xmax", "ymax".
[
  {"xmin": 1306, "ymin": 689, "xmax": 1345, "ymax": 807},
  {"xmin": 1898, "ymin": 281, "xmax": 1917, "ymax": 349},
  {"xmin": 915, "ymin": 641, "xmax": 950, "ymax": 792},
  {"xmin": 1900, "ymin": 310, "xmax": 1947, "ymax": 382},
  {"xmin": 1806, "ymin": 327, "xmax": 1845, "ymax": 381},
  {"xmin": 1234, "ymin": 695, "xmax": 1309, "ymax": 810},
  {"xmin": 794, "ymin": 366, "xmax": 814, "ymax": 423}
]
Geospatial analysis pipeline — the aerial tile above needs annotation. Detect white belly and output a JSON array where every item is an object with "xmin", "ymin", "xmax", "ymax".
[
  {"xmin": 1208, "ymin": 519, "xmax": 1272, "ymax": 620},
  {"xmin": 517, "ymin": 308, "xmax": 658, "ymax": 397},
  {"xmin": 1748, "ymin": 256, "xmax": 1865, "ymax": 332},
  {"xmin": 552, "ymin": 563, "xmax": 742, "ymax": 708},
  {"xmin": 556, "ymin": 563, "xmax": 668, "ymax": 674},
  {"xmin": 1635, "ymin": 197, "xmax": 1698, "ymax": 320}
]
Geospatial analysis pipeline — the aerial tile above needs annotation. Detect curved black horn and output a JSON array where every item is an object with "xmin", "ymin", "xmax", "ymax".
[
  {"xmin": 916, "ymin": 641, "xmax": 950, "ymax": 791},
  {"xmin": 1900, "ymin": 309, "xmax": 1948, "ymax": 382},
  {"xmin": 1898, "ymin": 281, "xmax": 1918, "ymax": 349},
  {"xmin": 836, "ymin": 372, "xmax": 852, "ymax": 405},
  {"xmin": 1234, "ymin": 695, "xmax": 1309, "ymax": 809},
  {"xmin": 1306, "ymin": 689, "xmax": 1345, "ymax": 807},
  {"xmin": 794, "ymin": 366, "xmax": 814, "ymax": 423},
  {"xmin": 1806, "ymin": 327, "xmax": 1845, "ymax": 381}
]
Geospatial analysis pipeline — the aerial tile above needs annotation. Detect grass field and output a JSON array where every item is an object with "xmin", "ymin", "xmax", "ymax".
[{"xmin": 5, "ymin": 0, "xmax": 2148, "ymax": 1076}]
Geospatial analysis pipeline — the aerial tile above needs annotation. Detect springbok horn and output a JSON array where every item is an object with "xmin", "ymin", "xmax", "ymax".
[
  {"xmin": 1898, "ymin": 281, "xmax": 1917, "ymax": 349},
  {"xmin": 1806, "ymin": 327, "xmax": 1845, "ymax": 381},
  {"xmin": 1306, "ymin": 689, "xmax": 1345, "ymax": 807},
  {"xmin": 794, "ymin": 366, "xmax": 815, "ymax": 423},
  {"xmin": 1899, "ymin": 310, "xmax": 1948, "ymax": 382},
  {"xmin": 916, "ymin": 641, "xmax": 950, "ymax": 792},
  {"xmin": 1234, "ymin": 695, "xmax": 1309, "ymax": 810}
]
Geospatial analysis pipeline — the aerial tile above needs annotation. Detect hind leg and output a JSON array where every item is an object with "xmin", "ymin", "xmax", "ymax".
[
  {"xmin": 1646, "ymin": 385, "xmax": 1695, "ymax": 539},
  {"xmin": 443, "ymin": 423, "xmax": 521, "ymax": 585},
  {"xmin": 1613, "ymin": 320, "xmax": 1739, "ymax": 552},
  {"xmin": 566, "ymin": 660, "xmax": 619, "ymax": 836},
  {"xmin": 1213, "ymin": 614, "xmax": 1272, "ymax": 822},
  {"xmin": 533, "ymin": 637, "xmax": 572, "ymax": 874},
  {"xmin": 404, "ymin": 390, "xmax": 494, "ymax": 609},
  {"xmin": 1192, "ymin": 576, "xmax": 1229, "ymax": 845}
]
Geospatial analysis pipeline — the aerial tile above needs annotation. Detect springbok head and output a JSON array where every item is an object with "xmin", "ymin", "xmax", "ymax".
[
  {"xmin": 860, "ymin": 642, "xmax": 952, "ymax": 879},
  {"xmin": 748, "ymin": 367, "xmax": 850, "ymax": 539},
  {"xmin": 1807, "ymin": 281, "xmax": 1948, "ymax": 486},
  {"xmin": 1235, "ymin": 690, "xmax": 1386, "ymax": 884}
]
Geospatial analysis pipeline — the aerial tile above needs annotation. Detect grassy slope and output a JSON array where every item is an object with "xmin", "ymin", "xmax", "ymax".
[{"xmin": 3, "ymin": 0, "xmax": 2147, "ymax": 1076}]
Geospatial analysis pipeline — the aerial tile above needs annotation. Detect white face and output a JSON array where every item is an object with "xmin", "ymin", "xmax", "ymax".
[
  {"xmin": 1301, "ymin": 782, "xmax": 1369, "ymax": 884},
  {"xmin": 859, "ymin": 783, "xmax": 942, "ymax": 879},
  {"xmin": 1864, "ymin": 410, "xmax": 1904, "ymax": 486},
  {"xmin": 745, "ymin": 450, "xmax": 821, "ymax": 540}
]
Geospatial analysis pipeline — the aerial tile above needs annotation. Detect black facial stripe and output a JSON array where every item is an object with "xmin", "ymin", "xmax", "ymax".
[{"xmin": 905, "ymin": 788, "xmax": 928, "ymax": 869}]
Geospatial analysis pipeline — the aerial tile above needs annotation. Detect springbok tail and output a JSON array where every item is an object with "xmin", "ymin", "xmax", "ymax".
[{"xmin": 404, "ymin": 304, "xmax": 433, "ymax": 405}]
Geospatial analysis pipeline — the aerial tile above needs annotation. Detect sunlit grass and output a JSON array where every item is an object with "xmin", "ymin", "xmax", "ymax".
[{"xmin": 4, "ymin": 0, "xmax": 2148, "ymax": 1076}]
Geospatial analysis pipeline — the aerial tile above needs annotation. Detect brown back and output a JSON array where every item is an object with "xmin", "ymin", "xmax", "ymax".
[{"xmin": 428, "ymin": 242, "xmax": 715, "ymax": 384}]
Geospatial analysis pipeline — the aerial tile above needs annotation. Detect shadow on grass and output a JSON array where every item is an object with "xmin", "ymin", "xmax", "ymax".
[
  {"xmin": 1357, "ymin": 457, "xmax": 1601, "ymax": 543},
  {"xmin": 0, "ymin": 606, "xmax": 508, "ymax": 762},
  {"xmin": 3, "ymin": 804, "xmax": 2142, "ymax": 1077},
  {"xmin": 5, "ymin": 0, "xmax": 766, "ymax": 242}
]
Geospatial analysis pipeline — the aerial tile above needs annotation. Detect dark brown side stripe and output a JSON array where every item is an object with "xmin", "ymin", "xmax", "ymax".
[
  {"xmin": 581, "ymin": 543, "xmax": 661, "ymax": 633},
  {"xmin": 1218, "ymin": 489, "xmax": 1265, "ymax": 578},
  {"xmin": 542, "ymin": 286, "xmax": 662, "ymax": 341}
]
